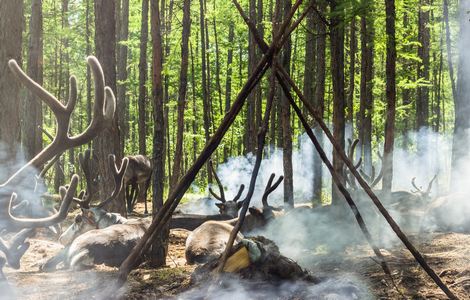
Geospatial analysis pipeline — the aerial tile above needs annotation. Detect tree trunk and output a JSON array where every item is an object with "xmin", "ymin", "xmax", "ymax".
[
  {"xmin": 117, "ymin": 0, "xmax": 129, "ymax": 150},
  {"xmin": 382, "ymin": 0, "xmax": 397, "ymax": 193},
  {"xmin": 199, "ymin": 0, "xmax": 212, "ymax": 183},
  {"xmin": 94, "ymin": 0, "xmax": 125, "ymax": 214},
  {"xmin": 138, "ymin": 0, "xmax": 149, "ymax": 155},
  {"xmin": 347, "ymin": 17, "xmax": 357, "ymax": 140},
  {"xmin": 358, "ymin": 0, "xmax": 374, "ymax": 175},
  {"xmin": 246, "ymin": 0, "xmax": 258, "ymax": 154},
  {"xmin": 85, "ymin": 0, "xmax": 92, "ymax": 126},
  {"xmin": 170, "ymin": 0, "xmax": 191, "ymax": 189},
  {"xmin": 0, "ymin": 0, "xmax": 22, "ymax": 163},
  {"xmin": 451, "ymin": 0, "xmax": 470, "ymax": 186},
  {"xmin": 224, "ymin": 21, "xmax": 235, "ymax": 161},
  {"xmin": 416, "ymin": 0, "xmax": 430, "ymax": 154},
  {"xmin": 150, "ymin": 0, "xmax": 168, "ymax": 267},
  {"xmin": 280, "ymin": 0, "xmax": 294, "ymax": 208},
  {"xmin": 23, "ymin": 0, "xmax": 43, "ymax": 161},
  {"xmin": 311, "ymin": 0, "xmax": 326, "ymax": 204},
  {"xmin": 330, "ymin": 0, "xmax": 345, "ymax": 204}
]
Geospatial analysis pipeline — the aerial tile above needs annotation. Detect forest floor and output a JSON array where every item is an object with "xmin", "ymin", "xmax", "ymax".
[{"xmin": 3, "ymin": 201, "xmax": 470, "ymax": 299}]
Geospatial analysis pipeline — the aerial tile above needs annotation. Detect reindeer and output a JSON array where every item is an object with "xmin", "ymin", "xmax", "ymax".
[
  {"xmin": 207, "ymin": 160, "xmax": 246, "ymax": 218},
  {"xmin": 57, "ymin": 151, "xmax": 129, "ymax": 246},
  {"xmin": 0, "ymin": 56, "xmax": 115, "ymax": 288},
  {"xmin": 185, "ymin": 174, "xmax": 283, "ymax": 264},
  {"xmin": 124, "ymin": 154, "xmax": 152, "ymax": 215},
  {"xmin": 41, "ymin": 155, "xmax": 157, "ymax": 271}
]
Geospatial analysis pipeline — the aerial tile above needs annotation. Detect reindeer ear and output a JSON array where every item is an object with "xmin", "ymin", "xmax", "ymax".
[
  {"xmin": 215, "ymin": 203, "xmax": 225, "ymax": 210},
  {"xmin": 249, "ymin": 207, "xmax": 263, "ymax": 216},
  {"xmin": 237, "ymin": 200, "xmax": 245, "ymax": 209}
]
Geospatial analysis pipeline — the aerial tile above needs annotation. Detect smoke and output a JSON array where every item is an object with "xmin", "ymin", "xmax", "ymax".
[{"xmin": 178, "ymin": 273, "xmax": 371, "ymax": 300}]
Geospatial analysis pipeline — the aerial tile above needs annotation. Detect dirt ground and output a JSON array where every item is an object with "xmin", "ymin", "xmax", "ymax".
[{"xmin": 3, "ymin": 202, "xmax": 470, "ymax": 299}]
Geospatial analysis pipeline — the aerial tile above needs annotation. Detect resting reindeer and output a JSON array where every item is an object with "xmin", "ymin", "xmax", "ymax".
[
  {"xmin": 41, "ymin": 154, "xmax": 131, "ymax": 271},
  {"xmin": 0, "ymin": 55, "xmax": 114, "ymax": 290},
  {"xmin": 124, "ymin": 155, "xmax": 152, "ymax": 215},
  {"xmin": 185, "ymin": 174, "xmax": 283, "ymax": 264}
]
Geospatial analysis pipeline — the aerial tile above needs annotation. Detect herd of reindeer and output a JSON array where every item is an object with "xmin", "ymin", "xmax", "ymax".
[{"xmin": 0, "ymin": 56, "xmax": 469, "ymax": 296}]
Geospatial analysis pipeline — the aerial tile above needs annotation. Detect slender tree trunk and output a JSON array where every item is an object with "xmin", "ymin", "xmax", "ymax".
[
  {"xmin": 443, "ymin": 0, "xmax": 457, "ymax": 105},
  {"xmin": 213, "ymin": 0, "xmax": 223, "ymax": 117},
  {"xmin": 330, "ymin": 0, "xmax": 345, "ymax": 204},
  {"xmin": 358, "ymin": 0, "xmax": 374, "ymax": 174},
  {"xmin": 382, "ymin": 0, "xmax": 397, "ymax": 193},
  {"xmin": 23, "ymin": 0, "xmax": 43, "ymax": 161},
  {"xmin": 280, "ymin": 0, "xmax": 294, "ymax": 208},
  {"xmin": 199, "ymin": 0, "xmax": 212, "ymax": 183},
  {"xmin": 246, "ymin": 0, "xmax": 258, "ymax": 154},
  {"xmin": 224, "ymin": 21, "xmax": 235, "ymax": 161},
  {"xmin": 117, "ymin": 0, "xmax": 129, "ymax": 150},
  {"xmin": 150, "ymin": 0, "xmax": 168, "ymax": 267},
  {"xmin": 416, "ymin": 0, "xmax": 430, "ymax": 155},
  {"xmin": 451, "ymin": 0, "xmax": 470, "ymax": 186},
  {"xmin": 170, "ymin": 0, "xmax": 191, "ymax": 189},
  {"xmin": 138, "ymin": 0, "xmax": 149, "ymax": 155},
  {"xmin": 311, "ymin": 0, "xmax": 326, "ymax": 204},
  {"xmin": 94, "ymin": 0, "xmax": 124, "ymax": 214},
  {"xmin": 347, "ymin": 17, "xmax": 357, "ymax": 140},
  {"xmin": 85, "ymin": 0, "xmax": 92, "ymax": 126}
]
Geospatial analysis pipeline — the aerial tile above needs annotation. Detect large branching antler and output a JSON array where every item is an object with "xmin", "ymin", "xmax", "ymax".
[
  {"xmin": 4, "ymin": 56, "xmax": 115, "ymax": 185},
  {"xmin": 261, "ymin": 173, "xmax": 284, "ymax": 209},
  {"xmin": 96, "ymin": 155, "xmax": 129, "ymax": 209},
  {"xmin": 360, "ymin": 151, "xmax": 384, "ymax": 189},
  {"xmin": 1, "ymin": 56, "xmax": 114, "ymax": 229}
]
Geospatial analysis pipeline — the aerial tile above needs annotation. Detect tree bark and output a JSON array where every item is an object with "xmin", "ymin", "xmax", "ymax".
[
  {"xmin": 199, "ymin": 0, "xmax": 212, "ymax": 183},
  {"xmin": 117, "ymin": 0, "xmax": 129, "ymax": 150},
  {"xmin": 150, "ymin": 0, "xmax": 168, "ymax": 267},
  {"xmin": 330, "ymin": 0, "xmax": 345, "ymax": 204},
  {"xmin": 170, "ymin": 0, "xmax": 191, "ymax": 189},
  {"xmin": 312, "ymin": 0, "xmax": 326, "ymax": 204},
  {"xmin": 224, "ymin": 21, "xmax": 235, "ymax": 161},
  {"xmin": 382, "ymin": 0, "xmax": 397, "ymax": 193},
  {"xmin": 416, "ymin": 0, "xmax": 430, "ymax": 155},
  {"xmin": 94, "ymin": 0, "xmax": 125, "ymax": 214},
  {"xmin": 0, "ymin": 0, "xmax": 22, "ymax": 164},
  {"xmin": 358, "ymin": 0, "xmax": 374, "ymax": 175},
  {"xmin": 347, "ymin": 17, "xmax": 357, "ymax": 140},
  {"xmin": 23, "ymin": 0, "xmax": 43, "ymax": 161},
  {"xmin": 138, "ymin": 0, "xmax": 149, "ymax": 155},
  {"xmin": 451, "ymin": 0, "xmax": 470, "ymax": 186}
]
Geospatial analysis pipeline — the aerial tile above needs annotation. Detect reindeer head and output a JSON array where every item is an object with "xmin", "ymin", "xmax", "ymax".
[
  {"xmin": 59, "ymin": 151, "xmax": 128, "ymax": 245},
  {"xmin": 208, "ymin": 160, "xmax": 245, "ymax": 218},
  {"xmin": 243, "ymin": 173, "xmax": 284, "ymax": 232},
  {"xmin": 410, "ymin": 175, "xmax": 437, "ymax": 202}
]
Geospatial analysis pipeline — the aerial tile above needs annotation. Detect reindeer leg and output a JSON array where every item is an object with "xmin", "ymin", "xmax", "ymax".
[
  {"xmin": 131, "ymin": 183, "xmax": 140, "ymax": 213},
  {"xmin": 126, "ymin": 185, "xmax": 133, "ymax": 214},
  {"xmin": 40, "ymin": 248, "xmax": 67, "ymax": 272}
]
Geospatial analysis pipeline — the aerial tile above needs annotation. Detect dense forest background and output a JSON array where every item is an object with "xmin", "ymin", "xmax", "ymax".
[{"xmin": 0, "ymin": 0, "xmax": 467, "ymax": 210}]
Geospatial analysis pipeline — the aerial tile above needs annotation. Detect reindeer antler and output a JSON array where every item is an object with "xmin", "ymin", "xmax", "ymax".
[
  {"xmin": 73, "ymin": 149, "xmax": 95, "ymax": 209},
  {"xmin": 262, "ymin": 173, "xmax": 284, "ymax": 208},
  {"xmin": 208, "ymin": 160, "xmax": 226, "ymax": 202},
  {"xmin": 411, "ymin": 177, "xmax": 422, "ymax": 193},
  {"xmin": 426, "ymin": 175, "xmax": 437, "ymax": 194},
  {"xmin": 96, "ymin": 155, "xmax": 129, "ymax": 209},
  {"xmin": 344, "ymin": 139, "xmax": 362, "ymax": 189},
  {"xmin": 5, "ymin": 56, "xmax": 115, "ymax": 180},
  {"xmin": 5, "ymin": 175, "xmax": 78, "ymax": 229},
  {"xmin": 0, "ymin": 229, "xmax": 35, "ymax": 269}
]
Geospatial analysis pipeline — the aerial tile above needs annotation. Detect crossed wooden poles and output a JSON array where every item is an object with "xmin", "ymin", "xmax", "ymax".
[{"xmin": 111, "ymin": 1, "xmax": 457, "ymax": 298}]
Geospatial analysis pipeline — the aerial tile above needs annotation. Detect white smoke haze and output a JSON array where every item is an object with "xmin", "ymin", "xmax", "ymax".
[{"xmin": 178, "ymin": 273, "xmax": 371, "ymax": 300}]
